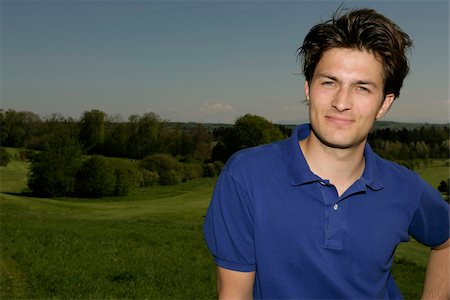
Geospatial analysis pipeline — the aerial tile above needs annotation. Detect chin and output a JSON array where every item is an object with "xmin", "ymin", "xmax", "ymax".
[
  {"xmin": 311, "ymin": 126, "xmax": 365, "ymax": 150},
  {"xmin": 321, "ymin": 139, "xmax": 358, "ymax": 150}
]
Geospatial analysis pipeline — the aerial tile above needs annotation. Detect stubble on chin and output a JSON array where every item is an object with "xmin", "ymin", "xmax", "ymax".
[{"xmin": 309, "ymin": 124, "xmax": 367, "ymax": 150}]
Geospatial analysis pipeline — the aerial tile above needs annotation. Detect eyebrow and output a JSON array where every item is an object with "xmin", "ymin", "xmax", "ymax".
[
  {"xmin": 355, "ymin": 80, "xmax": 378, "ymax": 87},
  {"xmin": 316, "ymin": 73, "xmax": 379, "ymax": 88}
]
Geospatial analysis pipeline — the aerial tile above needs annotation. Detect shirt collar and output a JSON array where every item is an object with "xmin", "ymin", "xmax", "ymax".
[{"xmin": 283, "ymin": 124, "xmax": 383, "ymax": 191}]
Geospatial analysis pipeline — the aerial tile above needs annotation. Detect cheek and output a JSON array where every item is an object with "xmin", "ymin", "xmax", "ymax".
[{"xmin": 356, "ymin": 104, "xmax": 383, "ymax": 120}]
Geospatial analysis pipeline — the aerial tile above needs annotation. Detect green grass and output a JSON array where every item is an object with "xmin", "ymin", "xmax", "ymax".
[
  {"xmin": 0, "ymin": 158, "xmax": 217, "ymax": 299},
  {"xmin": 0, "ymin": 156, "xmax": 447, "ymax": 299},
  {"xmin": 415, "ymin": 159, "xmax": 449, "ymax": 188},
  {"xmin": 390, "ymin": 159, "xmax": 449, "ymax": 299}
]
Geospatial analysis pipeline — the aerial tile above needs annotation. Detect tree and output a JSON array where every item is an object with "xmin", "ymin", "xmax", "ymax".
[
  {"xmin": 74, "ymin": 156, "xmax": 115, "ymax": 198},
  {"xmin": 141, "ymin": 153, "xmax": 183, "ymax": 185},
  {"xmin": 191, "ymin": 124, "xmax": 213, "ymax": 161},
  {"xmin": 111, "ymin": 159, "xmax": 142, "ymax": 196},
  {"xmin": 126, "ymin": 113, "xmax": 164, "ymax": 159},
  {"xmin": 0, "ymin": 148, "xmax": 11, "ymax": 166},
  {"xmin": 0, "ymin": 109, "xmax": 41, "ymax": 148},
  {"xmin": 27, "ymin": 113, "xmax": 78, "ymax": 151},
  {"xmin": 438, "ymin": 180, "xmax": 449, "ymax": 195},
  {"xmin": 103, "ymin": 117, "xmax": 128, "ymax": 157},
  {"xmin": 212, "ymin": 114, "xmax": 285, "ymax": 163},
  {"xmin": 28, "ymin": 134, "xmax": 83, "ymax": 197},
  {"xmin": 234, "ymin": 114, "xmax": 285, "ymax": 148},
  {"xmin": 79, "ymin": 109, "xmax": 106, "ymax": 153}
]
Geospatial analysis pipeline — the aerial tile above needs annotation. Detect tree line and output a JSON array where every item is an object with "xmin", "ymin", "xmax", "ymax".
[
  {"xmin": 1, "ymin": 109, "xmax": 448, "ymax": 199},
  {"xmin": 368, "ymin": 127, "xmax": 449, "ymax": 162}
]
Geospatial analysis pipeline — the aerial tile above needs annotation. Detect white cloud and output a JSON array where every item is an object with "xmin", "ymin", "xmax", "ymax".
[
  {"xmin": 277, "ymin": 105, "xmax": 304, "ymax": 112},
  {"xmin": 199, "ymin": 102, "xmax": 234, "ymax": 114}
]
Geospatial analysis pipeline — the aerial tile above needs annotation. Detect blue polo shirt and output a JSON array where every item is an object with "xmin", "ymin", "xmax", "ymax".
[{"xmin": 203, "ymin": 124, "xmax": 449, "ymax": 299}]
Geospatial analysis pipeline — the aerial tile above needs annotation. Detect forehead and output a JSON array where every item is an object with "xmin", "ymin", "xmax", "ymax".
[{"xmin": 314, "ymin": 48, "xmax": 384, "ymax": 84}]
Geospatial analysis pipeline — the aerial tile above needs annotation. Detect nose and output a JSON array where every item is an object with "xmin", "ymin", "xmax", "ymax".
[{"xmin": 331, "ymin": 88, "xmax": 352, "ymax": 112}]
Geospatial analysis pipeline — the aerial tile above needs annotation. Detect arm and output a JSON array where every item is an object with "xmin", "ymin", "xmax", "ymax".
[
  {"xmin": 217, "ymin": 266, "xmax": 255, "ymax": 300},
  {"xmin": 421, "ymin": 239, "xmax": 449, "ymax": 300}
]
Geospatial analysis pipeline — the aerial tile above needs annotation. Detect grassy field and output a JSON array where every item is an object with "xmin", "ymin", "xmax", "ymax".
[
  {"xmin": 0, "ymin": 152, "xmax": 448, "ymax": 299},
  {"xmin": 415, "ymin": 159, "xmax": 449, "ymax": 188}
]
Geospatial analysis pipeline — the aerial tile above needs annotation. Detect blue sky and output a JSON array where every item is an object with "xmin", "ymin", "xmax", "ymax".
[{"xmin": 1, "ymin": 0, "xmax": 449, "ymax": 124}]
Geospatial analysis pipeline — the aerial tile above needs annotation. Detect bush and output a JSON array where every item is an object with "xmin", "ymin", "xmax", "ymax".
[
  {"xmin": 75, "ymin": 156, "xmax": 116, "ymax": 198},
  {"xmin": 0, "ymin": 148, "xmax": 11, "ymax": 166},
  {"xmin": 141, "ymin": 153, "xmax": 181, "ymax": 173},
  {"xmin": 203, "ymin": 163, "xmax": 216, "ymax": 177},
  {"xmin": 140, "ymin": 169, "xmax": 160, "ymax": 187},
  {"xmin": 438, "ymin": 179, "xmax": 449, "ymax": 195},
  {"xmin": 203, "ymin": 161, "xmax": 224, "ymax": 177},
  {"xmin": 73, "ymin": 156, "xmax": 141, "ymax": 198},
  {"xmin": 28, "ymin": 135, "xmax": 83, "ymax": 197},
  {"xmin": 182, "ymin": 163, "xmax": 203, "ymax": 181},
  {"xmin": 111, "ymin": 160, "xmax": 137, "ymax": 196},
  {"xmin": 113, "ymin": 167, "xmax": 130, "ymax": 196},
  {"xmin": 141, "ymin": 153, "xmax": 183, "ymax": 185},
  {"xmin": 160, "ymin": 169, "xmax": 181, "ymax": 185},
  {"xmin": 213, "ymin": 160, "xmax": 224, "ymax": 174}
]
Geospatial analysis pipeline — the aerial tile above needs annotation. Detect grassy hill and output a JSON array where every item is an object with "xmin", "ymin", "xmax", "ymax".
[{"xmin": 0, "ymin": 151, "xmax": 447, "ymax": 299}]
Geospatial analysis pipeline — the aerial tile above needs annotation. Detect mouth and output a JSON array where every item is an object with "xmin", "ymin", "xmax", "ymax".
[{"xmin": 325, "ymin": 115, "xmax": 354, "ymax": 126}]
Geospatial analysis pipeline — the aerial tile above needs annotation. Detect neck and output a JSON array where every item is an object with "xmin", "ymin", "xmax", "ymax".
[{"xmin": 299, "ymin": 133, "xmax": 366, "ymax": 196}]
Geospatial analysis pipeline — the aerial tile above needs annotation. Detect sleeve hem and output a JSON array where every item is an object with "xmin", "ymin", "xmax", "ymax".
[
  {"xmin": 429, "ymin": 235, "xmax": 450, "ymax": 249},
  {"xmin": 214, "ymin": 257, "xmax": 256, "ymax": 272}
]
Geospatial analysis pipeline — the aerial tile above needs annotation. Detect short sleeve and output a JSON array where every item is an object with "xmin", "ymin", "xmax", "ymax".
[
  {"xmin": 409, "ymin": 182, "xmax": 449, "ymax": 248},
  {"xmin": 203, "ymin": 170, "xmax": 256, "ymax": 272}
]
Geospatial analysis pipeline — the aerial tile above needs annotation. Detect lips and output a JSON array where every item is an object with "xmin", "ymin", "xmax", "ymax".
[{"xmin": 325, "ymin": 115, "xmax": 354, "ymax": 126}]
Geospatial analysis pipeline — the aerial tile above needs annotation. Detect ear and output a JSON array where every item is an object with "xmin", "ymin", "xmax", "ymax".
[
  {"xmin": 304, "ymin": 81, "xmax": 310, "ymax": 102},
  {"xmin": 376, "ymin": 93, "xmax": 395, "ymax": 120}
]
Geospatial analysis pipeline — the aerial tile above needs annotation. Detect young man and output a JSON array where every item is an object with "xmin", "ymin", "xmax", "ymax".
[{"xmin": 203, "ymin": 8, "xmax": 449, "ymax": 299}]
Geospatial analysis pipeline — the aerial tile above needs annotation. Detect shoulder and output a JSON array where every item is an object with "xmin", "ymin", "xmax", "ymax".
[
  {"xmin": 225, "ymin": 140, "xmax": 286, "ymax": 169},
  {"xmin": 373, "ymin": 153, "xmax": 444, "ymax": 204},
  {"xmin": 374, "ymin": 153, "xmax": 423, "ymax": 184},
  {"xmin": 222, "ymin": 139, "xmax": 287, "ymax": 178}
]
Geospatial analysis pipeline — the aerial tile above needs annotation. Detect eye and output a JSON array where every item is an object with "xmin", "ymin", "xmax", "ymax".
[
  {"xmin": 356, "ymin": 86, "xmax": 370, "ymax": 93},
  {"xmin": 322, "ymin": 81, "xmax": 335, "ymax": 87}
]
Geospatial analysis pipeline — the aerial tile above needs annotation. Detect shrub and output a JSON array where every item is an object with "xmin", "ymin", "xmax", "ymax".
[
  {"xmin": 203, "ymin": 161, "xmax": 224, "ymax": 177},
  {"xmin": 110, "ymin": 159, "xmax": 142, "ymax": 195},
  {"xmin": 203, "ymin": 163, "xmax": 216, "ymax": 177},
  {"xmin": 28, "ymin": 135, "xmax": 83, "ymax": 197},
  {"xmin": 113, "ymin": 164, "xmax": 133, "ymax": 196},
  {"xmin": 141, "ymin": 153, "xmax": 183, "ymax": 185},
  {"xmin": 75, "ymin": 156, "xmax": 116, "ymax": 198},
  {"xmin": 213, "ymin": 160, "xmax": 224, "ymax": 174},
  {"xmin": 74, "ymin": 157, "xmax": 141, "ymax": 197},
  {"xmin": 438, "ymin": 179, "xmax": 449, "ymax": 195},
  {"xmin": 140, "ymin": 169, "xmax": 160, "ymax": 187},
  {"xmin": 141, "ymin": 153, "xmax": 181, "ymax": 173},
  {"xmin": 0, "ymin": 148, "xmax": 11, "ymax": 166},
  {"xmin": 182, "ymin": 163, "xmax": 203, "ymax": 181},
  {"xmin": 160, "ymin": 169, "xmax": 181, "ymax": 185}
]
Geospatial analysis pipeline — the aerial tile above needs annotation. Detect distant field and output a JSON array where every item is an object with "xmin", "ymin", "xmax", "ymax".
[
  {"xmin": 415, "ymin": 159, "xmax": 449, "ymax": 188},
  {"xmin": 0, "ymin": 153, "xmax": 447, "ymax": 299}
]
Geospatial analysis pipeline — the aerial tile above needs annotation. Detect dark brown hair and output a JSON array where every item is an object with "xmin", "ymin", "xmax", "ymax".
[{"xmin": 298, "ymin": 8, "xmax": 413, "ymax": 98}]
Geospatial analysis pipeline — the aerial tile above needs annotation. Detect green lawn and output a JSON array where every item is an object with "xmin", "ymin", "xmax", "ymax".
[
  {"xmin": 415, "ymin": 159, "xmax": 449, "ymax": 188},
  {"xmin": 0, "ymin": 158, "xmax": 217, "ymax": 299},
  {"xmin": 0, "ymin": 155, "xmax": 447, "ymax": 299}
]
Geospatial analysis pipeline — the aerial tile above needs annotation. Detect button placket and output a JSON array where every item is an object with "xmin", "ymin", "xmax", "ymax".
[{"xmin": 319, "ymin": 181, "xmax": 344, "ymax": 249}]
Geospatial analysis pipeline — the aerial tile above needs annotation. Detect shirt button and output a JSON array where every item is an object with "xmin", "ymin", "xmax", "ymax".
[
  {"xmin": 333, "ymin": 204, "xmax": 339, "ymax": 211},
  {"xmin": 319, "ymin": 181, "xmax": 326, "ymax": 185}
]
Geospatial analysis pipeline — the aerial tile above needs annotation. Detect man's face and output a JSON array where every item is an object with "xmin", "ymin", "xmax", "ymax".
[{"xmin": 304, "ymin": 48, "xmax": 395, "ymax": 150}]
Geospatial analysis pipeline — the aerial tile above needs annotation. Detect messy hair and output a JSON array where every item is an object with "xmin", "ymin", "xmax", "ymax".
[{"xmin": 298, "ymin": 8, "xmax": 413, "ymax": 98}]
